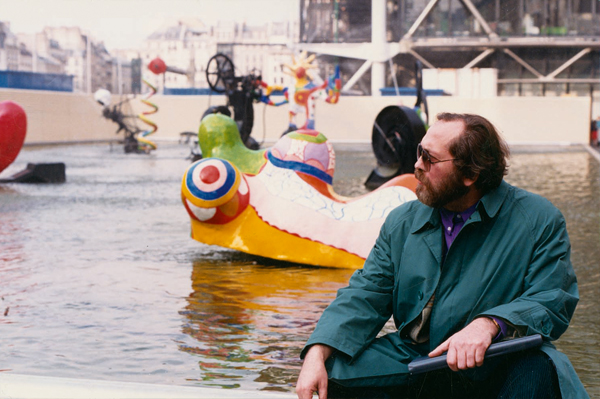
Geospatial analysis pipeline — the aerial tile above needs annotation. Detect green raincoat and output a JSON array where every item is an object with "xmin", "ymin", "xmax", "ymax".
[{"xmin": 303, "ymin": 181, "xmax": 588, "ymax": 398}]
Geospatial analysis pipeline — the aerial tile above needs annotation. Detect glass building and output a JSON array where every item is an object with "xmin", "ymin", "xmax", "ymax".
[{"xmin": 299, "ymin": 0, "xmax": 600, "ymax": 97}]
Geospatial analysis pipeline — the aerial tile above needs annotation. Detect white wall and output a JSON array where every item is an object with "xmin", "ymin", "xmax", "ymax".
[
  {"xmin": 423, "ymin": 68, "xmax": 498, "ymax": 98},
  {"xmin": 0, "ymin": 88, "xmax": 591, "ymax": 146}
]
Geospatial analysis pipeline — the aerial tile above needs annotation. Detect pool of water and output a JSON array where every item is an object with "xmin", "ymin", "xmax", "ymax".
[{"xmin": 0, "ymin": 142, "xmax": 598, "ymax": 396}]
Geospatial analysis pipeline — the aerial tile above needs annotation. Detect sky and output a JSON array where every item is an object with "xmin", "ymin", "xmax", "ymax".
[{"xmin": 0, "ymin": 0, "xmax": 300, "ymax": 51}]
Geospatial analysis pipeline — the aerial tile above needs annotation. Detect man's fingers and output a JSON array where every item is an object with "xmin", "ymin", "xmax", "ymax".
[
  {"xmin": 429, "ymin": 340, "xmax": 449, "ymax": 357},
  {"xmin": 445, "ymin": 346, "xmax": 457, "ymax": 371},
  {"xmin": 297, "ymin": 378, "xmax": 326, "ymax": 399},
  {"xmin": 456, "ymin": 347, "xmax": 468, "ymax": 370},
  {"xmin": 297, "ymin": 385, "xmax": 319, "ymax": 399},
  {"xmin": 317, "ymin": 380, "xmax": 328, "ymax": 399},
  {"xmin": 475, "ymin": 347, "xmax": 486, "ymax": 367},
  {"xmin": 466, "ymin": 348, "xmax": 476, "ymax": 368}
]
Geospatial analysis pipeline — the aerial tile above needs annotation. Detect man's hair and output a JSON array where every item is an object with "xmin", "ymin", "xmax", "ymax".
[{"xmin": 436, "ymin": 112, "xmax": 510, "ymax": 194}]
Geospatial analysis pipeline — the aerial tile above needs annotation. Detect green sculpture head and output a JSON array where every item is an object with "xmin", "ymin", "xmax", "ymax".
[{"xmin": 198, "ymin": 113, "xmax": 267, "ymax": 175}]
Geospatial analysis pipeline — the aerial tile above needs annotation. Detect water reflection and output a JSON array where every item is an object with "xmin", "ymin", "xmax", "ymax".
[
  {"xmin": 178, "ymin": 147, "xmax": 599, "ymax": 395},
  {"xmin": 180, "ymin": 257, "xmax": 353, "ymax": 390},
  {"xmin": 506, "ymin": 149, "xmax": 600, "ymax": 394},
  {"xmin": 0, "ymin": 144, "xmax": 597, "ymax": 396}
]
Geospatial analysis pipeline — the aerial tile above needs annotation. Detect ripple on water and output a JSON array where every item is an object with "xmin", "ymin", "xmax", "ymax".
[{"xmin": 0, "ymin": 144, "xmax": 597, "ymax": 395}]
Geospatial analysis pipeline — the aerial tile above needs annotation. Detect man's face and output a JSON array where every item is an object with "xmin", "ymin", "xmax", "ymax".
[
  {"xmin": 414, "ymin": 120, "xmax": 470, "ymax": 209},
  {"xmin": 415, "ymin": 163, "xmax": 469, "ymax": 208}
]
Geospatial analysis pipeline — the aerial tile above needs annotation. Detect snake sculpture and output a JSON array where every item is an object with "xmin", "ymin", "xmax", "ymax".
[{"xmin": 181, "ymin": 114, "xmax": 418, "ymax": 268}]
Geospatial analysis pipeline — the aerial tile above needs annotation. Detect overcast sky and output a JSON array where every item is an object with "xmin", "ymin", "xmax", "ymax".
[{"xmin": 0, "ymin": 0, "xmax": 300, "ymax": 50}]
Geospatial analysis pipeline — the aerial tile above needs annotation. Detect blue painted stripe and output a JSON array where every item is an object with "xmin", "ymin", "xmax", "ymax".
[
  {"xmin": 186, "ymin": 160, "xmax": 237, "ymax": 201},
  {"xmin": 267, "ymin": 151, "xmax": 333, "ymax": 185}
]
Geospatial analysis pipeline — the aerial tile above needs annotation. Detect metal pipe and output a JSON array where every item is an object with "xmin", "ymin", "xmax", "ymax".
[
  {"xmin": 408, "ymin": 49, "xmax": 436, "ymax": 69},
  {"xmin": 503, "ymin": 48, "xmax": 544, "ymax": 78},
  {"xmin": 342, "ymin": 60, "xmax": 373, "ymax": 92},
  {"xmin": 546, "ymin": 48, "xmax": 592, "ymax": 79},
  {"xmin": 372, "ymin": 0, "xmax": 387, "ymax": 96},
  {"xmin": 463, "ymin": 49, "xmax": 495, "ymax": 69},
  {"xmin": 404, "ymin": 0, "xmax": 441, "ymax": 39},
  {"xmin": 459, "ymin": 0, "xmax": 498, "ymax": 37}
]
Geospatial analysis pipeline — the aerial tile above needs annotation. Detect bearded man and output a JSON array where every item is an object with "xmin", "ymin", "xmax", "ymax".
[{"xmin": 296, "ymin": 113, "xmax": 588, "ymax": 399}]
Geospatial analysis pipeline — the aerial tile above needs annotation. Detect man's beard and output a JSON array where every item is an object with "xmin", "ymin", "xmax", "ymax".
[{"xmin": 415, "ymin": 168, "xmax": 470, "ymax": 209}]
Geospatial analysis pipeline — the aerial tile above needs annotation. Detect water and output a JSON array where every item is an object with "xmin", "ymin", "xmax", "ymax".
[{"xmin": 0, "ymin": 142, "xmax": 598, "ymax": 396}]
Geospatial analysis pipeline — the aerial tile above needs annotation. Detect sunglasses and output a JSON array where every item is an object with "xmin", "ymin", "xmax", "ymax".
[{"xmin": 417, "ymin": 143, "xmax": 457, "ymax": 172}]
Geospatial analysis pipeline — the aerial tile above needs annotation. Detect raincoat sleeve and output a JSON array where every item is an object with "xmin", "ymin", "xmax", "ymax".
[
  {"xmin": 301, "ymin": 213, "xmax": 400, "ymax": 361},
  {"xmin": 479, "ymin": 200, "xmax": 579, "ymax": 341}
]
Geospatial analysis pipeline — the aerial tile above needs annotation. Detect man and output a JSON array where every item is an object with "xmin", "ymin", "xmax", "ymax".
[{"xmin": 296, "ymin": 113, "xmax": 588, "ymax": 399}]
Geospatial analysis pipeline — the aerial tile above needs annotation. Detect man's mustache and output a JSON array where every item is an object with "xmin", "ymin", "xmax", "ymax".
[{"xmin": 415, "ymin": 168, "xmax": 427, "ymax": 185}]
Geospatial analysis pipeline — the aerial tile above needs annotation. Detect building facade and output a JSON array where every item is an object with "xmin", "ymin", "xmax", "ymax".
[
  {"xmin": 0, "ymin": 22, "xmax": 21, "ymax": 71},
  {"xmin": 1, "ymin": 23, "xmax": 135, "ymax": 94},
  {"xmin": 138, "ymin": 18, "xmax": 299, "ymax": 93},
  {"xmin": 1, "ymin": 17, "xmax": 298, "ymax": 96},
  {"xmin": 298, "ymin": 0, "xmax": 600, "ymax": 98}
]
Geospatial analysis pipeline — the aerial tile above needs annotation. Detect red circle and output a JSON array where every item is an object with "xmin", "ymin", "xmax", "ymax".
[
  {"xmin": 200, "ymin": 165, "xmax": 220, "ymax": 184},
  {"xmin": 295, "ymin": 67, "xmax": 306, "ymax": 79},
  {"xmin": 148, "ymin": 57, "xmax": 167, "ymax": 75}
]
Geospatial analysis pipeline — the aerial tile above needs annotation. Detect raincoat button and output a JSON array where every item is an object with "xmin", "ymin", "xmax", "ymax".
[
  {"xmin": 542, "ymin": 323, "xmax": 550, "ymax": 334},
  {"xmin": 418, "ymin": 291, "xmax": 424, "ymax": 300}
]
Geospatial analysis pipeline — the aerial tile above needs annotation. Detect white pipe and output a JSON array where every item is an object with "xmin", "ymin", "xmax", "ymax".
[
  {"xmin": 371, "ymin": 0, "xmax": 387, "ymax": 96},
  {"xmin": 463, "ymin": 49, "xmax": 495, "ymax": 69},
  {"xmin": 404, "ymin": 0, "xmax": 440, "ymax": 39},
  {"xmin": 546, "ymin": 48, "xmax": 591, "ymax": 80},
  {"xmin": 460, "ymin": 0, "xmax": 498, "ymax": 37},
  {"xmin": 342, "ymin": 59, "xmax": 372, "ymax": 92},
  {"xmin": 371, "ymin": 62, "xmax": 386, "ymax": 96}
]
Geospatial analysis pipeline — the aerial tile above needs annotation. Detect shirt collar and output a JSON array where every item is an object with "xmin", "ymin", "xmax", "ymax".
[
  {"xmin": 410, "ymin": 180, "xmax": 510, "ymax": 234},
  {"xmin": 440, "ymin": 202, "xmax": 478, "ymax": 225}
]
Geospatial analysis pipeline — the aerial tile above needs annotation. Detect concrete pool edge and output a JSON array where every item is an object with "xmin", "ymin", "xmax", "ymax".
[
  {"xmin": 584, "ymin": 144, "xmax": 600, "ymax": 162},
  {"xmin": 0, "ymin": 373, "xmax": 296, "ymax": 399}
]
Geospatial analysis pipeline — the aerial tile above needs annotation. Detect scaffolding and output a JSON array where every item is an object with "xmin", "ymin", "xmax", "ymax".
[{"xmin": 297, "ymin": 0, "xmax": 600, "ymax": 99}]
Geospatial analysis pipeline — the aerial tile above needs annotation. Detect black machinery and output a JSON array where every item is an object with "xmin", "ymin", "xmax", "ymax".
[
  {"xmin": 364, "ymin": 61, "xmax": 429, "ymax": 190},
  {"xmin": 0, "ymin": 162, "xmax": 66, "ymax": 183},
  {"xmin": 100, "ymin": 100, "xmax": 145, "ymax": 153},
  {"xmin": 204, "ymin": 53, "xmax": 267, "ymax": 150},
  {"xmin": 95, "ymin": 89, "xmax": 150, "ymax": 154}
]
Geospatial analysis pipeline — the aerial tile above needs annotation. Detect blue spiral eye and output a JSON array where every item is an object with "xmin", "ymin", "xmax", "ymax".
[{"xmin": 182, "ymin": 158, "xmax": 240, "ymax": 208}]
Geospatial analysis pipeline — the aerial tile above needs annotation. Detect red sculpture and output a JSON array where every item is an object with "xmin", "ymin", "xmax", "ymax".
[{"xmin": 0, "ymin": 101, "xmax": 27, "ymax": 174}]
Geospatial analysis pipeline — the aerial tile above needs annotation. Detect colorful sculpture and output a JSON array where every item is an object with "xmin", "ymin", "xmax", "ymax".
[
  {"xmin": 136, "ymin": 79, "xmax": 159, "ymax": 153},
  {"xmin": 284, "ymin": 51, "xmax": 340, "ymax": 131},
  {"xmin": 258, "ymin": 51, "xmax": 341, "ymax": 132},
  {"xmin": 0, "ymin": 101, "xmax": 27, "ymax": 174},
  {"xmin": 181, "ymin": 114, "xmax": 418, "ymax": 268},
  {"xmin": 94, "ymin": 76, "xmax": 158, "ymax": 154}
]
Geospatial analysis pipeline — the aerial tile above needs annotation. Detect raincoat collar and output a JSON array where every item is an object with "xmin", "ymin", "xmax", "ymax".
[{"xmin": 477, "ymin": 180, "xmax": 509, "ymax": 219}]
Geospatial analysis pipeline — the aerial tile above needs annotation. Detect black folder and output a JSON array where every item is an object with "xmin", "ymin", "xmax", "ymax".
[{"xmin": 408, "ymin": 334, "xmax": 543, "ymax": 375}]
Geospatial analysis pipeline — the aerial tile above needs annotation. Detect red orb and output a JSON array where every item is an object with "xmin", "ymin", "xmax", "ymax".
[
  {"xmin": 148, "ymin": 57, "xmax": 167, "ymax": 75},
  {"xmin": 295, "ymin": 67, "xmax": 306, "ymax": 79},
  {"xmin": 200, "ymin": 165, "xmax": 220, "ymax": 184}
]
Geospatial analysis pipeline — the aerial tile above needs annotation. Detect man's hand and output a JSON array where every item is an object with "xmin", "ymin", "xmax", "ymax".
[
  {"xmin": 296, "ymin": 344, "xmax": 334, "ymax": 399},
  {"xmin": 428, "ymin": 317, "xmax": 499, "ymax": 372}
]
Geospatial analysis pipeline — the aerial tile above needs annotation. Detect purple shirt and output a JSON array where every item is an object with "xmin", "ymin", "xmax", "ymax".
[
  {"xmin": 439, "ymin": 203, "xmax": 478, "ymax": 250},
  {"xmin": 440, "ymin": 203, "xmax": 508, "ymax": 341}
]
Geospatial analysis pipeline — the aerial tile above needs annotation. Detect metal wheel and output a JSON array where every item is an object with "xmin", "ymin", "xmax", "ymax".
[
  {"xmin": 206, "ymin": 54, "xmax": 235, "ymax": 93},
  {"xmin": 371, "ymin": 106, "xmax": 426, "ymax": 173}
]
